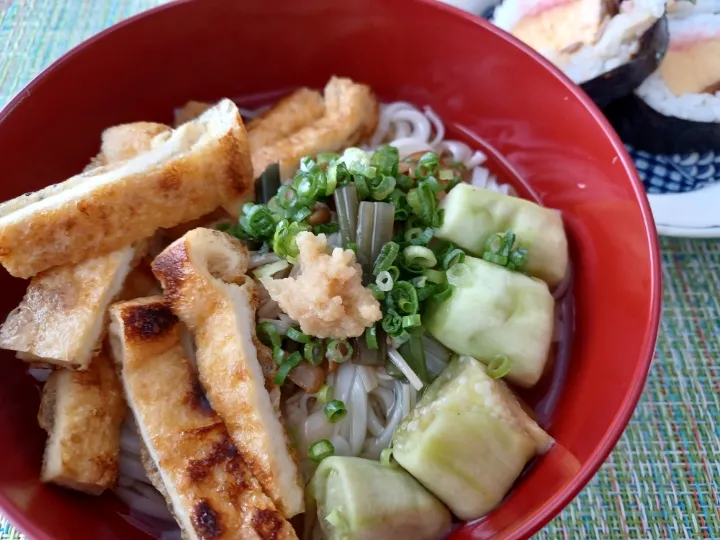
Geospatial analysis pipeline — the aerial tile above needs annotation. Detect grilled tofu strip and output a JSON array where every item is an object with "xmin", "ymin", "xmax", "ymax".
[
  {"xmin": 151, "ymin": 228, "xmax": 304, "ymax": 518},
  {"xmin": 38, "ymin": 353, "xmax": 126, "ymax": 495},
  {"xmin": 246, "ymin": 88, "xmax": 325, "ymax": 150},
  {"xmin": 108, "ymin": 297, "xmax": 296, "ymax": 540},
  {"xmin": 0, "ymin": 244, "xmax": 140, "ymax": 370},
  {"xmin": 251, "ymin": 77, "xmax": 379, "ymax": 182},
  {"xmin": 0, "ymin": 99, "xmax": 253, "ymax": 278}
]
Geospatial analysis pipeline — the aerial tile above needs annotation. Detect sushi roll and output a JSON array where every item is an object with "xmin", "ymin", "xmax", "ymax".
[
  {"xmin": 492, "ymin": 0, "xmax": 669, "ymax": 107},
  {"xmin": 604, "ymin": 10, "xmax": 720, "ymax": 153}
]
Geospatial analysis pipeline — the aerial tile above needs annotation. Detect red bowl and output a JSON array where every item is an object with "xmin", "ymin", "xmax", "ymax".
[{"xmin": 0, "ymin": 0, "xmax": 661, "ymax": 538}]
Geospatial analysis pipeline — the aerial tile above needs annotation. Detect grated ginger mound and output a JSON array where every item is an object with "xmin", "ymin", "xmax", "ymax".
[{"xmin": 261, "ymin": 232, "xmax": 382, "ymax": 339}]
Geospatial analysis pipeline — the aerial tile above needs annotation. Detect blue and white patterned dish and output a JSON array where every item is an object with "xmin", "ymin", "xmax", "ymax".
[{"xmin": 629, "ymin": 147, "xmax": 720, "ymax": 238}]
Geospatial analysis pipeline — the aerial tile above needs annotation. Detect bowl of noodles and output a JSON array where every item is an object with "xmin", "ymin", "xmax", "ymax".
[{"xmin": 0, "ymin": 0, "xmax": 661, "ymax": 539}]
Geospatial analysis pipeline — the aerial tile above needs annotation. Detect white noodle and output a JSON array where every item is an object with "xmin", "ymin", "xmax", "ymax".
[
  {"xmin": 27, "ymin": 368, "xmax": 51, "ymax": 382},
  {"xmin": 424, "ymin": 106, "xmax": 446, "ymax": 147},
  {"xmin": 115, "ymin": 487, "xmax": 173, "ymax": 521},
  {"xmin": 348, "ymin": 375, "xmax": 369, "ymax": 456},
  {"xmin": 466, "ymin": 150, "xmax": 488, "ymax": 169},
  {"xmin": 387, "ymin": 349, "xmax": 424, "ymax": 391},
  {"xmin": 120, "ymin": 430, "xmax": 143, "ymax": 456},
  {"xmin": 357, "ymin": 365, "xmax": 379, "ymax": 393},
  {"xmin": 119, "ymin": 454, "xmax": 151, "ymax": 484},
  {"xmin": 248, "ymin": 252, "xmax": 281, "ymax": 269}
]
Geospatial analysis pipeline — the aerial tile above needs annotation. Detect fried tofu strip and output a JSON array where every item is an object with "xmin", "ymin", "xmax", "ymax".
[
  {"xmin": 251, "ymin": 77, "xmax": 378, "ymax": 180},
  {"xmin": 151, "ymin": 228, "xmax": 304, "ymax": 518},
  {"xmin": 0, "ymin": 244, "xmax": 141, "ymax": 370},
  {"xmin": 223, "ymin": 77, "xmax": 378, "ymax": 217},
  {"xmin": 38, "ymin": 353, "xmax": 126, "ymax": 495},
  {"xmin": 174, "ymin": 101, "xmax": 213, "ymax": 127},
  {"xmin": 95, "ymin": 122, "xmax": 172, "ymax": 166},
  {"xmin": 246, "ymin": 88, "xmax": 325, "ymax": 150},
  {"xmin": 108, "ymin": 297, "xmax": 296, "ymax": 540},
  {"xmin": 0, "ymin": 99, "xmax": 253, "ymax": 278}
]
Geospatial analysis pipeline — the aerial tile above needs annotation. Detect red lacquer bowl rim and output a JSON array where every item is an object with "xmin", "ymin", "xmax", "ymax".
[{"xmin": 0, "ymin": 1, "xmax": 662, "ymax": 538}]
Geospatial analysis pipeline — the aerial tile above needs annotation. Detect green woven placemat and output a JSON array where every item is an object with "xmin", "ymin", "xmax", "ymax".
[{"xmin": 1, "ymin": 1, "xmax": 718, "ymax": 538}]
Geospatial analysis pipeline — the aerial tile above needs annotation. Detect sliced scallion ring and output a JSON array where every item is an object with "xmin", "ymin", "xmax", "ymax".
[
  {"xmin": 487, "ymin": 354, "xmax": 511, "ymax": 379},
  {"xmin": 308, "ymin": 439, "xmax": 335, "ymax": 463}
]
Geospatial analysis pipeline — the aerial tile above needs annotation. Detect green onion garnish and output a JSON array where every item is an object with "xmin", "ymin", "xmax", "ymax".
[
  {"xmin": 380, "ymin": 448, "xmax": 394, "ymax": 466},
  {"xmin": 354, "ymin": 174, "xmax": 371, "ymax": 200},
  {"xmin": 287, "ymin": 327, "xmax": 311, "ymax": 344},
  {"xmin": 257, "ymin": 322, "xmax": 282, "ymax": 349},
  {"xmin": 368, "ymin": 283, "xmax": 386, "ymax": 300},
  {"xmin": 316, "ymin": 384, "xmax": 332, "ymax": 404},
  {"xmin": 403, "ymin": 246, "xmax": 437, "ymax": 269},
  {"xmin": 402, "ymin": 314, "xmax": 422, "ymax": 328},
  {"xmin": 508, "ymin": 247, "xmax": 529, "ymax": 270},
  {"xmin": 438, "ymin": 168, "xmax": 454, "ymax": 181},
  {"xmin": 381, "ymin": 309, "xmax": 403, "ymax": 336},
  {"xmin": 487, "ymin": 354, "xmax": 512, "ymax": 379},
  {"xmin": 238, "ymin": 203, "xmax": 276, "ymax": 239},
  {"xmin": 292, "ymin": 206, "xmax": 312, "ymax": 223},
  {"xmin": 324, "ymin": 399, "xmax": 348, "ymax": 423},
  {"xmin": 365, "ymin": 326, "xmax": 379, "ymax": 350},
  {"xmin": 433, "ymin": 285, "xmax": 453, "ymax": 302},
  {"xmin": 274, "ymin": 351, "xmax": 302, "ymax": 385},
  {"xmin": 446, "ymin": 263, "xmax": 471, "ymax": 287},
  {"xmin": 424, "ymin": 268, "xmax": 446, "ymax": 284},
  {"xmin": 347, "ymin": 242, "xmax": 358, "ymax": 252},
  {"xmin": 313, "ymin": 222, "xmax": 341, "ymax": 235},
  {"xmin": 376, "ymin": 271, "xmax": 394, "ymax": 292},
  {"xmin": 370, "ymin": 145, "xmax": 400, "ymax": 176},
  {"xmin": 373, "ymin": 241, "xmax": 399, "ymax": 275},
  {"xmin": 442, "ymin": 248, "xmax": 466, "ymax": 270},
  {"xmin": 390, "ymin": 282, "xmax": 419, "ymax": 315},
  {"xmin": 411, "ymin": 276, "xmax": 427, "ymax": 289},
  {"xmin": 326, "ymin": 339, "xmax": 353, "ymax": 363},
  {"xmin": 416, "ymin": 152, "xmax": 440, "ymax": 178},
  {"xmin": 272, "ymin": 347, "xmax": 285, "ymax": 365},
  {"xmin": 308, "ymin": 439, "xmax": 335, "ymax": 463},
  {"xmin": 276, "ymin": 185, "xmax": 298, "ymax": 209},
  {"xmin": 405, "ymin": 227, "xmax": 433, "ymax": 246},
  {"xmin": 386, "ymin": 265, "xmax": 400, "ymax": 282},
  {"xmin": 304, "ymin": 340, "xmax": 325, "ymax": 366},
  {"xmin": 370, "ymin": 174, "xmax": 396, "ymax": 201},
  {"xmin": 252, "ymin": 259, "xmax": 290, "ymax": 279},
  {"xmin": 483, "ymin": 252, "xmax": 508, "ymax": 266}
]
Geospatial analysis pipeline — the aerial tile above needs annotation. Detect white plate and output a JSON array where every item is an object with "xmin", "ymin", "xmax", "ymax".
[{"xmin": 649, "ymin": 183, "xmax": 720, "ymax": 238}]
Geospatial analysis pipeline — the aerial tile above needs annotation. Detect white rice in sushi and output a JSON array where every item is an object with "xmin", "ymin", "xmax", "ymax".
[
  {"xmin": 636, "ymin": 13, "xmax": 720, "ymax": 122},
  {"xmin": 493, "ymin": 0, "xmax": 666, "ymax": 83}
]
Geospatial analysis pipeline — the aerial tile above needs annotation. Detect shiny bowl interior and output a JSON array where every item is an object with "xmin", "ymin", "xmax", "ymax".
[{"xmin": 0, "ymin": 0, "xmax": 661, "ymax": 538}]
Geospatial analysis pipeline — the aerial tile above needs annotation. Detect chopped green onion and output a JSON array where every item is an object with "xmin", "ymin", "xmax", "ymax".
[
  {"xmin": 381, "ymin": 310, "xmax": 403, "ymax": 336},
  {"xmin": 292, "ymin": 206, "xmax": 312, "ymax": 222},
  {"xmin": 423, "ymin": 176, "xmax": 443, "ymax": 194},
  {"xmin": 354, "ymin": 174, "xmax": 370, "ymax": 200},
  {"xmin": 416, "ymin": 283, "xmax": 437, "ymax": 301},
  {"xmin": 365, "ymin": 326, "xmax": 379, "ymax": 350},
  {"xmin": 370, "ymin": 174, "xmax": 396, "ymax": 201},
  {"xmin": 287, "ymin": 327, "xmax": 311, "ymax": 344},
  {"xmin": 373, "ymin": 241, "xmax": 399, "ymax": 275},
  {"xmin": 396, "ymin": 174, "xmax": 414, "ymax": 190},
  {"xmin": 308, "ymin": 439, "xmax": 334, "ymax": 463},
  {"xmin": 370, "ymin": 145, "xmax": 400, "ymax": 176},
  {"xmin": 445, "ymin": 175, "xmax": 462, "ymax": 192},
  {"xmin": 485, "ymin": 233, "xmax": 505, "ymax": 255},
  {"xmin": 272, "ymin": 219, "xmax": 309, "ymax": 261},
  {"xmin": 252, "ymin": 259, "xmax": 290, "ymax": 279},
  {"xmin": 433, "ymin": 208, "xmax": 445, "ymax": 228},
  {"xmin": 334, "ymin": 185, "xmax": 359, "ymax": 246},
  {"xmin": 386, "ymin": 266, "xmax": 400, "ymax": 283},
  {"xmin": 380, "ymin": 448, "xmax": 394, "ymax": 466},
  {"xmin": 442, "ymin": 248, "xmax": 466, "ymax": 270},
  {"xmin": 411, "ymin": 276, "xmax": 427, "ymax": 289},
  {"xmin": 508, "ymin": 247, "xmax": 529, "ymax": 271},
  {"xmin": 276, "ymin": 185, "xmax": 298, "ymax": 209},
  {"xmin": 406, "ymin": 180, "xmax": 436, "ymax": 227},
  {"xmin": 390, "ymin": 282, "xmax": 419, "ymax": 315},
  {"xmin": 341, "ymin": 148, "xmax": 376, "ymax": 178},
  {"xmin": 255, "ymin": 163, "xmax": 281, "ymax": 204},
  {"xmin": 376, "ymin": 271, "xmax": 394, "ymax": 292},
  {"xmin": 405, "ymin": 227, "xmax": 433, "ymax": 246},
  {"xmin": 347, "ymin": 242, "xmax": 358, "ymax": 252},
  {"xmin": 402, "ymin": 314, "xmax": 422, "ymax": 328},
  {"xmin": 487, "ymin": 354, "xmax": 512, "ymax": 379},
  {"xmin": 317, "ymin": 152, "xmax": 340, "ymax": 167},
  {"xmin": 316, "ymin": 384, "xmax": 332, "ymax": 404},
  {"xmin": 424, "ymin": 268, "xmax": 446, "ymax": 284},
  {"xmin": 433, "ymin": 286, "xmax": 453, "ymax": 302},
  {"xmin": 304, "ymin": 340, "xmax": 325, "ymax": 366},
  {"xmin": 447, "ymin": 263, "xmax": 471, "ymax": 287},
  {"xmin": 324, "ymin": 399, "xmax": 348, "ymax": 423},
  {"xmin": 238, "ymin": 203, "xmax": 276, "ymax": 239},
  {"xmin": 325, "ymin": 509, "xmax": 347, "ymax": 531},
  {"xmin": 438, "ymin": 168, "xmax": 454, "ymax": 181},
  {"xmin": 404, "ymin": 246, "xmax": 437, "ymax": 269},
  {"xmin": 483, "ymin": 252, "xmax": 508, "ymax": 266},
  {"xmin": 416, "ymin": 152, "xmax": 440, "ymax": 179},
  {"xmin": 257, "ymin": 322, "xmax": 282, "ymax": 349},
  {"xmin": 368, "ymin": 283, "xmax": 386, "ymax": 300},
  {"xmin": 273, "ymin": 347, "xmax": 285, "ymax": 365},
  {"xmin": 313, "ymin": 222, "xmax": 340, "ymax": 235},
  {"xmin": 274, "ymin": 351, "xmax": 302, "ymax": 384},
  {"xmin": 326, "ymin": 339, "xmax": 353, "ymax": 363}
]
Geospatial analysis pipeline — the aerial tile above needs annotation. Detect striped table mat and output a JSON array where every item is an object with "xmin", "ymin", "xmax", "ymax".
[{"xmin": 1, "ymin": 1, "xmax": 718, "ymax": 538}]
